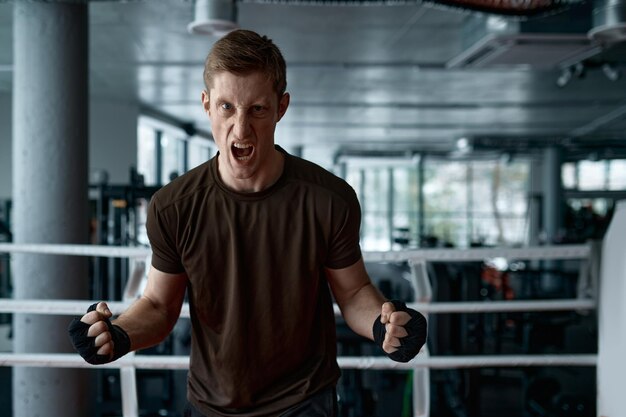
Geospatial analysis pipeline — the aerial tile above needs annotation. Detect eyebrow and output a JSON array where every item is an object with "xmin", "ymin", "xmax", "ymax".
[{"xmin": 214, "ymin": 97, "xmax": 271, "ymax": 107}]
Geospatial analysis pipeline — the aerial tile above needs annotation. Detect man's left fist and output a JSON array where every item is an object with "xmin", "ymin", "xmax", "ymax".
[{"xmin": 373, "ymin": 300, "xmax": 427, "ymax": 363}]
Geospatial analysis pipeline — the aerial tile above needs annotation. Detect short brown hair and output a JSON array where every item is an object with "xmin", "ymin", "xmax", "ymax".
[{"xmin": 203, "ymin": 29, "xmax": 287, "ymax": 97}]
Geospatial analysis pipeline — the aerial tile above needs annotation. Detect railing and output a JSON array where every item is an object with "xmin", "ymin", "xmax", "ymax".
[{"xmin": 0, "ymin": 242, "xmax": 598, "ymax": 417}]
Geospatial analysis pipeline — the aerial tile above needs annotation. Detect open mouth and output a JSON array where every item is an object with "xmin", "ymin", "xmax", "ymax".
[{"xmin": 232, "ymin": 142, "xmax": 254, "ymax": 161}]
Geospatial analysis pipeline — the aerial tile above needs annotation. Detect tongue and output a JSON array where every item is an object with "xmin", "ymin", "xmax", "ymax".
[{"xmin": 233, "ymin": 146, "xmax": 253, "ymax": 158}]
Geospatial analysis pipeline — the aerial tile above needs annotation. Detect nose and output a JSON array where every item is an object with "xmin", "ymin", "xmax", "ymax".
[{"xmin": 233, "ymin": 111, "xmax": 251, "ymax": 140}]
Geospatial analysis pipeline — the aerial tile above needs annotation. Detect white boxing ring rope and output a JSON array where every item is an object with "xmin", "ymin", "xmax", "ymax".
[
  {"xmin": 0, "ymin": 243, "xmax": 597, "ymax": 417},
  {"xmin": 0, "ymin": 298, "xmax": 596, "ymax": 316},
  {"xmin": 0, "ymin": 243, "xmax": 151, "ymax": 258},
  {"xmin": 0, "ymin": 353, "xmax": 597, "ymax": 370},
  {"xmin": 0, "ymin": 242, "xmax": 592, "ymax": 261}
]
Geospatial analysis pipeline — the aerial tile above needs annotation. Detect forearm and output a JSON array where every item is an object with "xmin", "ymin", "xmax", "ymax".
[
  {"xmin": 327, "ymin": 260, "xmax": 426, "ymax": 362},
  {"xmin": 337, "ymin": 282, "xmax": 386, "ymax": 341},
  {"xmin": 112, "ymin": 296, "xmax": 180, "ymax": 351}
]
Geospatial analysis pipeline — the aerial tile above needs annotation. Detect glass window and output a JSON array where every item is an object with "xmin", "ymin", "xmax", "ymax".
[
  {"xmin": 423, "ymin": 159, "xmax": 468, "ymax": 247},
  {"xmin": 362, "ymin": 168, "xmax": 391, "ymax": 251},
  {"xmin": 578, "ymin": 160, "xmax": 606, "ymax": 190},
  {"xmin": 562, "ymin": 162, "xmax": 576, "ymax": 189},
  {"xmin": 471, "ymin": 161, "xmax": 495, "ymax": 245},
  {"xmin": 392, "ymin": 167, "xmax": 419, "ymax": 249},
  {"xmin": 138, "ymin": 116, "xmax": 215, "ymax": 186},
  {"xmin": 346, "ymin": 167, "xmax": 363, "ymax": 203},
  {"xmin": 609, "ymin": 159, "xmax": 626, "ymax": 190},
  {"xmin": 137, "ymin": 123, "xmax": 156, "ymax": 186},
  {"xmin": 160, "ymin": 133, "xmax": 185, "ymax": 184},
  {"xmin": 344, "ymin": 156, "xmax": 529, "ymax": 250},
  {"xmin": 496, "ymin": 160, "xmax": 529, "ymax": 245},
  {"xmin": 189, "ymin": 137, "xmax": 213, "ymax": 170}
]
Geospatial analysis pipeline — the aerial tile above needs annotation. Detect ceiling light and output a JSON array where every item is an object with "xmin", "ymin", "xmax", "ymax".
[
  {"xmin": 602, "ymin": 63, "xmax": 621, "ymax": 81},
  {"xmin": 188, "ymin": 0, "xmax": 238, "ymax": 37},
  {"xmin": 556, "ymin": 67, "xmax": 572, "ymax": 88},
  {"xmin": 456, "ymin": 137, "xmax": 472, "ymax": 153}
]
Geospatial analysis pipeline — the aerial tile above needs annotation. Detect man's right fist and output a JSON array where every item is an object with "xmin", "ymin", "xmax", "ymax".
[{"xmin": 68, "ymin": 302, "xmax": 130, "ymax": 365}]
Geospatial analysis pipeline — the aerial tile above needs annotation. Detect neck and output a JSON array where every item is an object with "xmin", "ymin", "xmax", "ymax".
[{"xmin": 219, "ymin": 149, "xmax": 285, "ymax": 193}]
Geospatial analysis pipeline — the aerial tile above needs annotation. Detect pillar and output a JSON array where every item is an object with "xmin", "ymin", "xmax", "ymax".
[
  {"xmin": 542, "ymin": 146, "xmax": 564, "ymax": 243},
  {"xmin": 417, "ymin": 156, "xmax": 425, "ymax": 245},
  {"xmin": 597, "ymin": 201, "xmax": 626, "ymax": 417},
  {"xmin": 12, "ymin": 2, "xmax": 91, "ymax": 417},
  {"xmin": 540, "ymin": 146, "xmax": 564, "ymax": 293},
  {"xmin": 527, "ymin": 157, "xmax": 543, "ymax": 246}
]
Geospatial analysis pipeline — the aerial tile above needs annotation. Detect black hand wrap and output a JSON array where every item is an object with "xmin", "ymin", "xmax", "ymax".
[
  {"xmin": 68, "ymin": 303, "xmax": 131, "ymax": 365},
  {"xmin": 373, "ymin": 300, "xmax": 427, "ymax": 363}
]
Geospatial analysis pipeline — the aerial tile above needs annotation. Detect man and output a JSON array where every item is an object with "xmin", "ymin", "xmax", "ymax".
[{"xmin": 69, "ymin": 29, "xmax": 427, "ymax": 417}]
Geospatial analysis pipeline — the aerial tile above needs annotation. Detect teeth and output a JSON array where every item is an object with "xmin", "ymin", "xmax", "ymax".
[
  {"xmin": 232, "ymin": 142, "xmax": 253, "ymax": 161},
  {"xmin": 233, "ymin": 142, "xmax": 252, "ymax": 149}
]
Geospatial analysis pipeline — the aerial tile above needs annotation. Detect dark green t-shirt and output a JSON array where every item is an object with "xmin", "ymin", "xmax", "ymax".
[{"xmin": 146, "ymin": 146, "xmax": 362, "ymax": 416}]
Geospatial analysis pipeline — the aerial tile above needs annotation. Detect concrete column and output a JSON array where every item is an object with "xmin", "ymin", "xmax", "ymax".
[
  {"xmin": 12, "ymin": 2, "xmax": 91, "ymax": 417},
  {"xmin": 155, "ymin": 129, "xmax": 163, "ymax": 186},
  {"xmin": 387, "ymin": 167, "xmax": 394, "ymax": 248},
  {"xmin": 527, "ymin": 157, "xmax": 543, "ymax": 246},
  {"xmin": 417, "ymin": 156, "xmax": 424, "ymax": 245},
  {"xmin": 597, "ymin": 201, "xmax": 626, "ymax": 417},
  {"xmin": 541, "ymin": 146, "xmax": 564, "ymax": 294},
  {"xmin": 542, "ymin": 146, "xmax": 564, "ymax": 243},
  {"xmin": 0, "ymin": 94, "xmax": 11, "ymax": 199}
]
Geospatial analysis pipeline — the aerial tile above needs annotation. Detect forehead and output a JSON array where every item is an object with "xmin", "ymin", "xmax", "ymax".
[{"xmin": 210, "ymin": 71, "xmax": 275, "ymax": 103}]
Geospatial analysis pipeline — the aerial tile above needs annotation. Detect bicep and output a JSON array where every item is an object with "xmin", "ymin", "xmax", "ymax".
[
  {"xmin": 142, "ymin": 266, "xmax": 188, "ymax": 318},
  {"xmin": 325, "ymin": 258, "xmax": 372, "ymax": 304},
  {"xmin": 326, "ymin": 258, "xmax": 385, "ymax": 339}
]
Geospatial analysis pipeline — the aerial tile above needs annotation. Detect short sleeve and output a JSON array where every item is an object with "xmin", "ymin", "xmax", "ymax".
[
  {"xmin": 146, "ymin": 195, "xmax": 185, "ymax": 274},
  {"xmin": 325, "ymin": 185, "xmax": 362, "ymax": 270}
]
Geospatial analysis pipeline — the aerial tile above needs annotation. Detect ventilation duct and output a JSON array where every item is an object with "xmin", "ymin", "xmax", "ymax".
[
  {"xmin": 239, "ymin": 0, "xmax": 572, "ymax": 12},
  {"xmin": 188, "ymin": 0, "xmax": 238, "ymax": 36},
  {"xmin": 589, "ymin": 0, "xmax": 626, "ymax": 43},
  {"xmin": 423, "ymin": 0, "xmax": 575, "ymax": 17},
  {"xmin": 447, "ymin": 8, "xmax": 601, "ymax": 69}
]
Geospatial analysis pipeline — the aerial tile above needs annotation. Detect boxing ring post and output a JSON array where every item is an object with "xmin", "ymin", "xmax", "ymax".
[
  {"xmin": 409, "ymin": 260, "xmax": 431, "ymax": 417},
  {"xmin": 0, "ymin": 242, "xmax": 599, "ymax": 417},
  {"xmin": 119, "ymin": 257, "xmax": 146, "ymax": 417}
]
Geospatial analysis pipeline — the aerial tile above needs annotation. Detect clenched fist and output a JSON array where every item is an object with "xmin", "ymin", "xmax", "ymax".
[
  {"xmin": 373, "ymin": 300, "xmax": 427, "ymax": 363},
  {"xmin": 68, "ymin": 302, "xmax": 130, "ymax": 365}
]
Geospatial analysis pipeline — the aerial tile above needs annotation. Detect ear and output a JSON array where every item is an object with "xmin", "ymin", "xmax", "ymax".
[
  {"xmin": 277, "ymin": 92, "xmax": 290, "ymax": 122},
  {"xmin": 201, "ymin": 90, "xmax": 210, "ymax": 115}
]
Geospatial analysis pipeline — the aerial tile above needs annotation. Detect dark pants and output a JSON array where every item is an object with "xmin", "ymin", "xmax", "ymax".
[{"xmin": 184, "ymin": 387, "xmax": 338, "ymax": 417}]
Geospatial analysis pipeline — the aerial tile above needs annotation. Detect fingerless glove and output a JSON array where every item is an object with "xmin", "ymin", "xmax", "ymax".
[
  {"xmin": 373, "ymin": 300, "xmax": 427, "ymax": 363},
  {"xmin": 68, "ymin": 303, "xmax": 131, "ymax": 365}
]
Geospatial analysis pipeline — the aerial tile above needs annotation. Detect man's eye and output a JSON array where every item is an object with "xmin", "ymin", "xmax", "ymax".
[
  {"xmin": 220, "ymin": 103, "xmax": 232, "ymax": 110},
  {"xmin": 253, "ymin": 105, "xmax": 265, "ymax": 112}
]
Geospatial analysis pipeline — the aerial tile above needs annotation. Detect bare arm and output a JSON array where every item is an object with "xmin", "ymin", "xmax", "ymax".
[
  {"xmin": 326, "ymin": 258, "xmax": 415, "ymax": 356},
  {"xmin": 325, "ymin": 258, "xmax": 386, "ymax": 340},
  {"xmin": 83, "ymin": 266, "xmax": 187, "ymax": 357},
  {"xmin": 113, "ymin": 266, "xmax": 187, "ymax": 351}
]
